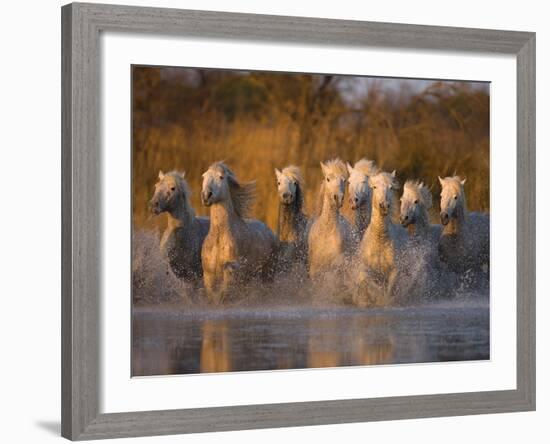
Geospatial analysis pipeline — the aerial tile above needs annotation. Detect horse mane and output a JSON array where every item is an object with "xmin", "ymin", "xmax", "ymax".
[
  {"xmin": 281, "ymin": 165, "xmax": 305, "ymax": 210},
  {"xmin": 353, "ymin": 158, "xmax": 378, "ymax": 177},
  {"xmin": 165, "ymin": 171, "xmax": 193, "ymax": 211},
  {"xmin": 314, "ymin": 159, "xmax": 348, "ymax": 216},
  {"xmin": 371, "ymin": 171, "xmax": 399, "ymax": 190},
  {"xmin": 281, "ymin": 165, "xmax": 304, "ymax": 187},
  {"xmin": 212, "ymin": 161, "xmax": 256, "ymax": 219},
  {"xmin": 369, "ymin": 171, "xmax": 400, "ymax": 216},
  {"xmin": 404, "ymin": 180, "xmax": 433, "ymax": 209},
  {"xmin": 323, "ymin": 158, "xmax": 349, "ymax": 179},
  {"xmin": 440, "ymin": 175, "xmax": 468, "ymax": 213}
]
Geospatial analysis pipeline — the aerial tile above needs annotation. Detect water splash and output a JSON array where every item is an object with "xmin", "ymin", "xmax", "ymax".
[
  {"xmin": 132, "ymin": 229, "xmax": 489, "ymax": 375},
  {"xmin": 132, "ymin": 229, "xmax": 488, "ymax": 308},
  {"xmin": 132, "ymin": 229, "xmax": 194, "ymax": 305}
]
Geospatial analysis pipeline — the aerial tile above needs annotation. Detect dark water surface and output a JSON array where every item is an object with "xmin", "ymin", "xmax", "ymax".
[{"xmin": 132, "ymin": 301, "xmax": 489, "ymax": 376}]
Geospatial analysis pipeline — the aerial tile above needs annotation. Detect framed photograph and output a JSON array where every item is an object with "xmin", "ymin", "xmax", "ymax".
[{"xmin": 62, "ymin": 2, "xmax": 535, "ymax": 440}]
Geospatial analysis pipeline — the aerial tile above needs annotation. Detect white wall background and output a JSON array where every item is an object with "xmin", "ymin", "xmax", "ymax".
[{"xmin": 0, "ymin": 0, "xmax": 546, "ymax": 442}]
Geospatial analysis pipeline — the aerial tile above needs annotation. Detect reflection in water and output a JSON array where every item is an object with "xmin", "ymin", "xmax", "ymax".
[
  {"xmin": 200, "ymin": 321, "xmax": 232, "ymax": 373},
  {"xmin": 306, "ymin": 317, "xmax": 395, "ymax": 368},
  {"xmin": 132, "ymin": 302, "xmax": 489, "ymax": 376}
]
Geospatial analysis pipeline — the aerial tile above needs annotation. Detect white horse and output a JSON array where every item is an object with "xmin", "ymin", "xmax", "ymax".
[
  {"xmin": 307, "ymin": 159, "xmax": 355, "ymax": 279},
  {"xmin": 347, "ymin": 158, "xmax": 378, "ymax": 237},
  {"xmin": 149, "ymin": 170, "xmax": 209, "ymax": 285},
  {"xmin": 274, "ymin": 166, "xmax": 309, "ymax": 271},
  {"xmin": 398, "ymin": 180, "xmax": 447, "ymax": 301},
  {"xmin": 355, "ymin": 171, "xmax": 407, "ymax": 305},
  {"xmin": 201, "ymin": 161, "xmax": 277, "ymax": 303},
  {"xmin": 400, "ymin": 180, "xmax": 442, "ymax": 244},
  {"xmin": 438, "ymin": 176, "xmax": 490, "ymax": 274}
]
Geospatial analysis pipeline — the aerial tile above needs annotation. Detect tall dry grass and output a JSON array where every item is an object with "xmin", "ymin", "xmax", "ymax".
[{"xmin": 132, "ymin": 67, "xmax": 489, "ymax": 232}]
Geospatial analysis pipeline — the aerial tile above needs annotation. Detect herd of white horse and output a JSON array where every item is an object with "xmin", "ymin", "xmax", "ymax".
[{"xmin": 149, "ymin": 158, "xmax": 489, "ymax": 305}]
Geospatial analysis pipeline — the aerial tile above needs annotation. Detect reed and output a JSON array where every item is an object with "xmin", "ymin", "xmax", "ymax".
[{"xmin": 132, "ymin": 68, "xmax": 489, "ymax": 233}]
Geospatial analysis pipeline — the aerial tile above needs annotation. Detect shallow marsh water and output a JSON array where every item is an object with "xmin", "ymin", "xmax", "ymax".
[{"xmin": 132, "ymin": 300, "xmax": 489, "ymax": 376}]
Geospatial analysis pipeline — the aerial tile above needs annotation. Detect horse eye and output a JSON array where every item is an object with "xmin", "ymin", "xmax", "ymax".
[
  {"xmin": 170, "ymin": 187, "xmax": 175, "ymax": 191},
  {"xmin": 219, "ymin": 175, "xmax": 224, "ymax": 180},
  {"xmin": 373, "ymin": 186, "xmax": 377, "ymax": 189},
  {"xmin": 326, "ymin": 178, "xmax": 330, "ymax": 182},
  {"xmin": 277, "ymin": 181, "xmax": 280, "ymax": 186},
  {"xmin": 414, "ymin": 199, "xmax": 418, "ymax": 204},
  {"xmin": 454, "ymin": 195, "xmax": 458, "ymax": 200}
]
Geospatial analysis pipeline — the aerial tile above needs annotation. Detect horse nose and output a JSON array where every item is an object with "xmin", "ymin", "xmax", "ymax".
[
  {"xmin": 149, "ymin": 199, "xmax": 160, "ymax": 214},
  {"xmin": 282, "ymin": 192, "xmax": 290, "ymax": 199},
  {"xmin": 400, "ymin": 214, "xmax": 408, "ymax": 225},
  {"xmin": 440, "ymin": 212, "xmax": 449, "ymax": 225},
  {"xmin": 201, "ymin": 190, "xmax": 213, "ymax": 203},
  {"xmin": 354, "ymin": 197, "xmax": 359, "ymax": 203}
]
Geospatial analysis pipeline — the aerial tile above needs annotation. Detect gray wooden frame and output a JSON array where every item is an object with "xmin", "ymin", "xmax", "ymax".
[{"xmin": 61, "ymin": 2, "xmax": 535, "ymax": 440}]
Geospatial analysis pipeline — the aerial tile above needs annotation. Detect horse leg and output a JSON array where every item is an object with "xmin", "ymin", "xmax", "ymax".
[
  {"xmin": 353, "ymin": 268, "xmax": 369, "ymax": 307},
  {"xmin": 203, "ymin": 271, "xmax": 220, "ymax": 305},
  {"xmin": 220, "ymin": 262, "xmax": 240, "ymax": 302},
  {"xmin": 385, "ymin": 268, "xmax": 398, "ymax": 305}
]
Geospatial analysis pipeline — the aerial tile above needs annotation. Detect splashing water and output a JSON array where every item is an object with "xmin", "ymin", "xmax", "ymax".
[
  {"xmin": 132, "ymin": 230, "xmax": 194, "ymax": 305},
  {"xmin": 132, "ymin": 228, "xmax": 489, "ymax": 375}
]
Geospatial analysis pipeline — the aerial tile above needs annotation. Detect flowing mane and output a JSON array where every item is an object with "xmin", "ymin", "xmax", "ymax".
[
  {"xmin": 324, "ymin": 158, "xmax": 349, "ymax": 178},
  {"xmin": 438, "ymin": 174, "xmax": 489, "ymax": 275},
  {"xmin": 404, "ymin": 180, "xmax": 432, "ymax": 209},
  {"xmin": 372, "ymin": 170, "xmax": 399, "ymax": 189},
  {"xmin": 369, "ymin": 171, "xmax": 400, "ymax": 215},
  {"xmin": 439, "ymin": 176, "xmax": 467, "ymax": 213},
  {"xmin": 353, "ymin": 158, "xmax": 378, "ymax": 176},
  {"xmin": 165, "ymin": 171, "xmax": 194, "ymax": 212},
  {"xmin": 201, "ymin": 161, "xmax": 276, "ymax": 303},
  {"xmin": 281, "ymin": 165, "xmax": 305, "ymax": 209},
  {"xmin": 151, "ymin": 170, "xmax": 209, "ymax": 284},
  {"xmin": 211, "ymin": 161, "xmax": 256, "ymax": 219},
  {"xmin": 315, "ymin": 158, "xmax": 349, "ymax": 216}
]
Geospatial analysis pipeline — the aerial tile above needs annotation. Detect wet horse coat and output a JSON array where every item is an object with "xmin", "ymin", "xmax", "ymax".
[
  {"xmin": 201, "ymin": 162, "xmax": 277, "ymax": 303},
  {"xmin": 275, "ymin": 166, "xmax": 309, "ymax": 272},
  {"xmin": 307, "ymin": 159, "xmax": 355, "ymax": 279},
  {"xmin": 149, "ymin": 171, "xmax": 209, "ymax": 285}
]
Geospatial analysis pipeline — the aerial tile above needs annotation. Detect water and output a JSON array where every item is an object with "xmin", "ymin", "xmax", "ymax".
[
  {"xmin": 132, "ymin": 301, "xmax": 489, "ymax": 376},
  {"xmin": 132, "ymin": 229, "xmax": 490, "ymax": 376}
]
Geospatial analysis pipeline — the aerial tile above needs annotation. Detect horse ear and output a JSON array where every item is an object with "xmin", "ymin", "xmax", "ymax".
[
  {"xmin": 438, "ymin": 176, "xmax": 444, "ymax": 186},
  {"xmin": 320, "ymin": 161, "xmax": 327, "ymax": 176},
  {"xmin": 158, "ymin": 170, "xmax": 165, "ymax": 180},
  {"xmin": 460, "ymin": 177, "xmax": 467, "ymax": 185},
  {"xmin": 180, "ymin": 171, "xmax": 186, "ymax": 179},
  {"xmin": 391, "ymin": 170, "xmax": 396, "ymax": 178},
  {"xmin": 274, "ymin": 168, "xmax": 281, "ymax": 179},
  {"xmin": 346, "ymin": 162, "xmax": 353, "ymax": 175}
]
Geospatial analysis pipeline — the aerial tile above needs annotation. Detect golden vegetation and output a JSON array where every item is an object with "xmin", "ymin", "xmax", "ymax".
[{"xmin": 133, "ymin": 67, "xmax": 489, "ymax": 232}]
